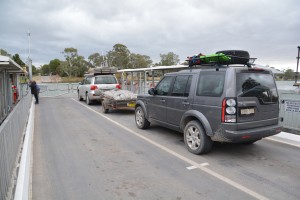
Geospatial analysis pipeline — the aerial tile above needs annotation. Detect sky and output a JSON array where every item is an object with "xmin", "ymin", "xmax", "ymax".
[{"xmin": 1, "ymin": 0, "xmax": 300, "ymax": 71}]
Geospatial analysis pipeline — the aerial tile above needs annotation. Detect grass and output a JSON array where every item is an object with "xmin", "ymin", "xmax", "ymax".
[{"xmin": 61, "ymin": 76, "xmax": 83, "ymax": 83}]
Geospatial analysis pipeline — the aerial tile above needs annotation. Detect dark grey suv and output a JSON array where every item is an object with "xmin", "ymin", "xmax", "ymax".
[{"xmin": 135, "ymin": 52, "xmax": 282, "ymax": 154}]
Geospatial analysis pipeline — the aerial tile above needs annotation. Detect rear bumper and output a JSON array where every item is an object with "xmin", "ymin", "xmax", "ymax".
[
  {"xmin": 212, "ymin": 124, "xmax": 283, "ymax": 142},
  {"xmin": 88, "ymin": 93, "xmax": 102, "ymax": 101}
]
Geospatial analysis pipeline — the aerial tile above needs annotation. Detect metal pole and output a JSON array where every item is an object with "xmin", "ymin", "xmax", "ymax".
[
  {"xmin": 131, "ymin": 72, "xmax": 133, "ymax": 92},
  {"xmin": 295, "ymin": 46, "xmax": 300, "ymax": 85},
  {"xmin": 144, "ymin": 71, "xmax": 147, "ymax": 94},
  {"xmin": 28, "ymin": 31, "xmax": 32, "ymax": 80}
]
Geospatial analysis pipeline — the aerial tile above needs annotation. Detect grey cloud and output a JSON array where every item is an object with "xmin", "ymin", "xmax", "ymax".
[{"xmin": 1, "ymin": 0, "xmax": 300, "ymax": 70}]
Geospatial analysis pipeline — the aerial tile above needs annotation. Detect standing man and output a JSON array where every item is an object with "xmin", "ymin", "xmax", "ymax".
[{"xmin": 29, "ymin": 80, "xmax": 39, "ymax": 104}]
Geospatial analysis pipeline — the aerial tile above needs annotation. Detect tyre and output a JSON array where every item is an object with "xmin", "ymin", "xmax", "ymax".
[
  {"xmin": 184, "ymin": 120, "xmax": 213, "ymax": 154},
  {"xmin": 135, "ymin": 106, "xmax": 150, "ymax": 129},
  {"xmin": 216, "ymin": 50, "xmax": 250, "ymax": 65},
  {"xmin": 86, "ymin": 94, "xmax": 91, "ymax": 105},
  {"xmin": 78, "ymin": 92, "xmax": 83, "ymax": 101},
  {"xmin": 101, "ymin": 102, "xmax": 109, "ymax": 113}
]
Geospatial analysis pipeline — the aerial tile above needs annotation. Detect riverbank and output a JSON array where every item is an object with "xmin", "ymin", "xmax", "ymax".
[{"xmin": 33, "ymin": 75, "xmax": 82, "ymax": 83}]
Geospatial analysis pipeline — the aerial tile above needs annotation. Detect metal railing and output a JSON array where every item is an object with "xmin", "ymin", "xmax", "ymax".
[
  {"xmin": 39, "ymin": 83, "xmax": 79, "ymax": 97},
  {"xmin": 0, "ymin": 91, "xmax": 32, "ymax": 200},
  {"xmin": 279, "ymin": 91, "xmax": 300, "ymax": 134}
]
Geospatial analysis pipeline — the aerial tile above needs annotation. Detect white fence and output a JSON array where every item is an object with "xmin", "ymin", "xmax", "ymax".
[{"xmin": 0, "ymin": 91, "xmax": 32, "ymax": 200}]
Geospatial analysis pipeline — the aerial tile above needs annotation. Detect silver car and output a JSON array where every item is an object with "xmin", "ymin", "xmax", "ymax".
[{"xmin": 78, "ymin": 74, "xmax": 121, "ymax": 105}]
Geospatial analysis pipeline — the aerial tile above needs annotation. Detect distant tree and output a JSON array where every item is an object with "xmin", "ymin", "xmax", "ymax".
[
  {"xmin": 284, "ymin": 68, "xmax": 294, "ymax": 80},
  {"xmin": 49, "ymin": 59, "xmax": 61, "ymax": 75},
  {"xmin": 12, "ymin": 54, "xmax": 26, "ymax": 67},
  {"xmin": 0, "ymin": 49, "xmax": 11, "ymax": 57},
  {"xmin": 62, "ymin": 47, "xmax": 87, "ymax": 77},
  {"xmin": 40, "ymin": 64, "xmax": 50, "ymax": 75},
  {"xmin": 63, "ymin": 47, "xmax": 78, "ymax": 76},
  {"xmin": 88, "ymin": 53, "xmax": 105, "ymax": 68},
  {"xmin": 107, "ymin": 44, "xmax": 130, "ymax": 69},
  {"xmin": 159, "ymin": 52, "xmax": 180, "ymax": 66},
  {"xmin": 32, "ymin": 65, "xmax": 38, "ymax": 75},
  {"xmin": 58, "ymin": 61, "xmax": 69, "ymax": 77},
  {"xmin": 73, "ymin": 56, "xmax": 89, "ymax": 77},
  {"xmin": 11, "ymin": 53, "xmax": 39, "ymax": 75},
  {"xmin": 129, "ymin": 53, "xmax": 152, "ymax": 68}
]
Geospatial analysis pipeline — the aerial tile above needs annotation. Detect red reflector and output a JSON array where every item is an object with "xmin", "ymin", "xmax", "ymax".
[
  {"xmin": 241, "ymin": 135, "xmax": 251, "ymax": 139},
  {"xmin": 90, "ymin": 85, "xmax": 98, "ymax": 90},
  {"xmin": 116, "ymin": 84, "xmax": 121, "ymax": 89},
  {"xmin": 221, "ymin": 99, "xmax": 226, "ymax": 122},
  {"xmin": 249, "ymin": 68, "xmax": 265, "ymax": 72}
]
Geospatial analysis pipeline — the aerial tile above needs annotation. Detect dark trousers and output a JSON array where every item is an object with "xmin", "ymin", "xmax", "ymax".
[{"xmin": 33, "ymin": 93, "xmax": 39, "ymax": 104}]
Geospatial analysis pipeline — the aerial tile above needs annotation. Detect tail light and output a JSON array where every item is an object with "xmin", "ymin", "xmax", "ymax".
[
  {"xmin": 222, "ymin": 98, "xmax": 237, "ymax": 123},
  {"xmin": 90, "ymin": 85, "xmax": 98, "ymax": 90},
  {"xmin": 116, "ymin": 84, "xmax": 121, "ymax": 89}
]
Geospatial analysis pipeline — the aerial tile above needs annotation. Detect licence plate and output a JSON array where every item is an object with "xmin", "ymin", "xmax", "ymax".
[
  {"xmin": 127, "ymin": 102, "xmax": 136, "ymax": 108},
  {"xmin": 240, "ymin": 108, "xmax": 255, "ymax": 115}
]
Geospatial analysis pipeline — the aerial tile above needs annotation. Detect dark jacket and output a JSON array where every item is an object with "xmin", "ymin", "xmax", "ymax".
[{"xmin": 29, "ymin": 81, "xmax": 38, "ymax": 94}]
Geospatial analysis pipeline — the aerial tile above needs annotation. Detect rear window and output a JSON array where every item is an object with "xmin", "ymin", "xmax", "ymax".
[
  {"xmin": 95, "ymin": 76, "xmax": 117, "ymax": 84},
  {"xmin": 236, "ymin": 73, "xmax": 278, "ymax": 104},
  {"xmin": 197, "ymin": 72, "xmax": 225, "ymax": 97}
]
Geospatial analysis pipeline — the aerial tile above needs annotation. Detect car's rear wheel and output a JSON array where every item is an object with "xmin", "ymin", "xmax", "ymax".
[
  {"xmin": 86, "ymin": 94, "xmax": 91, "ymax": 105},
  {"xmin": 216, "ymin": 50, "xmax": 250, "ymax": 65},
  {"xmin": 184, "ymin": 120, "xmax": 213, "ymax": 154},
  {"xmin": 135, "ymin": 106, "xmax": 150, "ymax": 129}
]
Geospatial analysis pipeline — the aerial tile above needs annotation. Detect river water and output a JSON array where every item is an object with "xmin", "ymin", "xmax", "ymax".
[{"xmin": 276, "ymin": 81, "xmax": 300, "ymax": 91}]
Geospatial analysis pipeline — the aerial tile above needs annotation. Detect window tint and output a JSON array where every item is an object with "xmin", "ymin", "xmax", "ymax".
[
  {"xmin": 156, "ymin": 76, "xmax": 174, "ymax": 95},
  {"xmin": 95, "ymin": 76, "xmax": 117, "ymax": 84},
  {"xmin": 237, "ymin": 73, "xmax": 278, "ymax": 104},
  {"xmin": 171, "ymin": 75, "xmax": 192, "ymax": 97},
  {"xmin": 197, "ymin": 72, "xmax": 225, "ymax": 97},
  {"xmin": 85, "ymin": 77, "xmax": 92, "ymax": 84}
]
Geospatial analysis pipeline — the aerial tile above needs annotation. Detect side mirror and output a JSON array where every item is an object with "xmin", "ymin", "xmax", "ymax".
[
  {"xmin": 148, "ymin": 88, "xmax": 156, "ymax": 95},
  {"xmin": 78, "ymin": 81, "xmax": 83, "ymax": 85}
]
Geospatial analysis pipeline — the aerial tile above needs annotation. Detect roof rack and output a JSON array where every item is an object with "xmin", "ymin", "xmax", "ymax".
[
  {"xmin": 186, "ymin": 52, "xmax": 256, "ymax": 68},
  {"xmin": 86, "ymin": 67, "xmax": 118, "ymax": 76}
]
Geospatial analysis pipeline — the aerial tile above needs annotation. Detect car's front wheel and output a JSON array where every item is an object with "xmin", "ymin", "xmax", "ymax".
[
  {"xmin": 135, "ymin": 106, "xmax": 150, "ymax": 129},
  {"xmin": 184, "ymin": 120, "xmax": 213, "ymax": 154},
  {"xmin": 78, "ymin": 92, "xmax": 83, "ymax": 101}
]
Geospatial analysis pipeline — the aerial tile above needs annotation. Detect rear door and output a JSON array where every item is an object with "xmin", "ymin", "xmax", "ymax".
[
  {"xmin": 94, "ymin": 75, "xmax": 118, "ymax": 95},
  {"xmin": 236, "ymin": 70, "xmax": 279, "ymax": 128}
]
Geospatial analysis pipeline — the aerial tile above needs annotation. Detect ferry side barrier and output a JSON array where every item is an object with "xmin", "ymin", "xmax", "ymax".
[
  {"xmin": 279, "ymin": 92, "xmax": 300, "ymax": 134},
  {"xmin": 0, "ymin": 92, "xmax": 32, "ymax": 200},
  {"xmin": 122, "ymin": 81, "xmax": 159, "ymax": 94},
  {"xmin": 39, "ymin": 83, "xmax": 79, "ymax": 97}
]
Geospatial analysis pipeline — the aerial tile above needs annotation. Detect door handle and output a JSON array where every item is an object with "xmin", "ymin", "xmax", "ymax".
[
  {"xmin": 160, "ymin": 99, "xmax": 166, "ymax": 103},
  {"xmin": 182, "ymin": 101, "xmax": 190, "ymax": 105}
]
